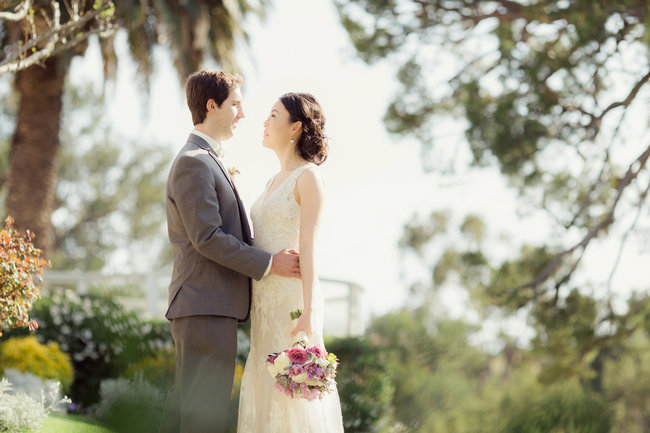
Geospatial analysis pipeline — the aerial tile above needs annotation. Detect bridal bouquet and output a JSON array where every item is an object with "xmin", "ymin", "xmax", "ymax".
[{"xmin": 266, "ymin": 311, "xmax": 339, "ymax": 401}]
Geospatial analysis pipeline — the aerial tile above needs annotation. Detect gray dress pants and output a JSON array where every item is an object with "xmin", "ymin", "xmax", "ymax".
[{"xmin": 159, "ymin": 315, "xmax": 238, "ymax": 433}]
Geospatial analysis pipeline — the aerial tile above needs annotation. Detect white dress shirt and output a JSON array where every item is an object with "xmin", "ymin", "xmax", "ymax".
[{"xmin": 191, "ymin": 129, "xmax": 272, "ymax": 277}]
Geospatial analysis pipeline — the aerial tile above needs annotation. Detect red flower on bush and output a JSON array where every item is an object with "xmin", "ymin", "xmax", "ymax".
[{"xmin": 0, "ymin": 216, "xmax": 50, "ymax": 336}]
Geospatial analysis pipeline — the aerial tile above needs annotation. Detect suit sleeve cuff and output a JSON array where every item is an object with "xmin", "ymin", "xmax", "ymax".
[{"xmin": 263, "ymin": 255, "xmax": 273, "ymax": 277}]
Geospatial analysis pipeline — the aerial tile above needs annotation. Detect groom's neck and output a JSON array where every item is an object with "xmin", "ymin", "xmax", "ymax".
[{"xmin": 195, "ymin": 124, "xmax": 221, "ymax": 143}]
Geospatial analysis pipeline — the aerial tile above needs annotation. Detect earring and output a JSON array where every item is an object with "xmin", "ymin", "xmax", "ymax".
[{"xmin": 290, "ymin": 138, "xmax": 295, "ymax": 144}]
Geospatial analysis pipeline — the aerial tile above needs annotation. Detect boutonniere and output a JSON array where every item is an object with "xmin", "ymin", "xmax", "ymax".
[{"xmin": 228, "ymin": 166, "xmax": 240, "ymax": 178}]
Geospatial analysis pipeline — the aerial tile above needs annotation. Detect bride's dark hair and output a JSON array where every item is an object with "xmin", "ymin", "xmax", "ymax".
[{"xmin": 279, "ymin": 93, "xmax": 328, "ymax": 165}]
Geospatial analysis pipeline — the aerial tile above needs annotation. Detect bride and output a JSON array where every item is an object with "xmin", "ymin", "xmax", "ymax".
[{"xmin": 237, "ymin": 93, "xmax": 344, "ymax": 432}]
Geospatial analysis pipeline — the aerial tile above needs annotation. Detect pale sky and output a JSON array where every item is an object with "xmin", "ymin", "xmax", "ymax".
[{"xmin": 67, "ymin": 0, "xmax": 649, "ymax": 342}]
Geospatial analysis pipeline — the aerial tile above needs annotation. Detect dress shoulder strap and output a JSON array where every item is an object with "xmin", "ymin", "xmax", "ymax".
[{"xmin": 290, "ymin": 163, "xmax": 315, "ymax": 186}]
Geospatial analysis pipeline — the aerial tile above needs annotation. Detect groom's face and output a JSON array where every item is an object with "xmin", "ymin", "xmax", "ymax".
[{"xmin": 212, "ymin": 86, "xmax": 245, "ymax": 141}]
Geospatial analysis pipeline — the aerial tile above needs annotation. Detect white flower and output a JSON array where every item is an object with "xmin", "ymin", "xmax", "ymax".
[
  {"xmin": 267, "ymin": 362, "xmax": 279, "ymax": 377},
  {"xmin": 274, "ymin": 352, "xmax": 291, "ymax": 372},
  {"xmin": 316, "ymin": 358, "xmax": 330, "ymax": 368},
  {"xmin": 292, "ymin": 372, "xmax": 308, "ymax": 383}
]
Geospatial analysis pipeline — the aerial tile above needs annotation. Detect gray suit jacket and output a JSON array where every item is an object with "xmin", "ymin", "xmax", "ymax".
[{"xmin": 165, "ymin": 134, "xmax": 272, "ymax": 321}]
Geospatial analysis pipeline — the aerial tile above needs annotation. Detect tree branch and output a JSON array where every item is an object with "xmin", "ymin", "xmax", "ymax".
[
  {"xmin": 606, "ymin": 177, "xmax": 650, "ymax": 292},
  {"xmin": 515, "ymin": 143, "xmax": 650, "ymax": 292},
  {"xmin": 0, "ymin": 0, "xmax": 116, "ymax": 74},
  {"xmin": 564, "ymin": 150, "xmax": 610, "ymax": 229},
  {"xmin": 599, "ymin": 69, "xmax": 650, "ymax": 119},
  {"xmin": 0, "ymin": 0, "xmax": 30, "ymax": 21}
]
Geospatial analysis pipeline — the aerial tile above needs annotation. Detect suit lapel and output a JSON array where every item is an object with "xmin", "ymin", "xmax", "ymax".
[
  {"xmin": 208, "ymin": 149, "xmax": 236, "ymax": 190},
  {"xmin": 187, "ymin": 134, "xmax": 234, "ymax": 188},
  {"xmin": 186, "ymin": 134, "xmax": 253, "ymax": 244}
]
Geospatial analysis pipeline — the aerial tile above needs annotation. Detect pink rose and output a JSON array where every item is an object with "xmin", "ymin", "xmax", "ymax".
[
  {"xmin": 306, "ymin": 345, "xmax": 326, "ymax": 359},
  {"xmin": 287, "ymin": 346, "xmax": 309, "ymax": 364}
]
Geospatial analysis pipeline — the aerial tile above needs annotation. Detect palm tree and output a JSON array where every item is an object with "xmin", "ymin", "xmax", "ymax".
[{"xmin": 1, "ymin": 0, "xmax": 266, "ymax": 254}]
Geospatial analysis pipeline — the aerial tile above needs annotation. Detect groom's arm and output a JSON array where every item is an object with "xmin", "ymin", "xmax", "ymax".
[{"xmin": 169, "ymin": 153, "xmax": 271, "ymax": 280}]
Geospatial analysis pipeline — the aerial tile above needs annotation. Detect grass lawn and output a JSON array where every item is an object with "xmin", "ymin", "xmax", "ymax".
[{"xmin": 41, "ymin": 413, "xmax": 115, "ymax": 433}]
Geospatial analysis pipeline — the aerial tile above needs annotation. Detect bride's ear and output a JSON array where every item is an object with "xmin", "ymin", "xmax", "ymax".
[{"xmin": 290, "ymin": 121, "xmax": 302, "ymax": 136}]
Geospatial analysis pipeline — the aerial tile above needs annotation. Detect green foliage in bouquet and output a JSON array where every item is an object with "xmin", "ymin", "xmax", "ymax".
[
  {"xmin": 94, "ymin": 377, "xmax": 164, "ymax": 433},
  {"xmin": 325, "ymin": 336, "xmax": 394, "ymax": 432},
  {"xmin": 15, "ymin": 290, "xmax": 173, "ymax": 406},
  {"xmin": 0, "ymin": 216, "xmax": 50, "ymax": 336},
  {"xmin": 0, "ymin": 335, "xmax": 73, "ymax": 393}
]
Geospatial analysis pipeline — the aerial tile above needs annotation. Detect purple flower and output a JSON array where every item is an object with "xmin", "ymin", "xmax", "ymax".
[
  {"xmin": 288, "ymin": 365, "xmax": 305, "ymax": 377},
  {"xmin": 267, "ymin": 353, "xmax": 279, "ymax": 364},
  {"xmin": 314, "ymin": 368, "xmax": 327, "ymax": 382}
]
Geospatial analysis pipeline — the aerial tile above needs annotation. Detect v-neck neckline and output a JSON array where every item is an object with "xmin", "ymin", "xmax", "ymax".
[{"xmin": 261, "ymin": 164, "xmax": 311, "ymax": 207}]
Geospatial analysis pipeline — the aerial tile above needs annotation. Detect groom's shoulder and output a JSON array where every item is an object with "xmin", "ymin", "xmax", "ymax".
[
  {"xmin": 173, "ymin": 141, "xmax": 210, "ymax": 163},
  {"xmin": 168, "ymin": 143, "xmax": 213, "ymax": 179}
]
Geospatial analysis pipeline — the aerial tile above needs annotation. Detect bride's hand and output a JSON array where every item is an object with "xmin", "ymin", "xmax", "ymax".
[{"xmin": 291, "ymin": 314, "xmax": 314, "ymax": 340}]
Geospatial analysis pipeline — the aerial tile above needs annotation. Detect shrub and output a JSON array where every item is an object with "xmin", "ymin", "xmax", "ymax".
[
  {"xmin": 225, "ymin": 362, "xmax": 245, "ymax": 432},
  {"xmin": 0, "ymin": 216, "xmax": 50, "ymax": 336},
  {"xmin": 124, "ymin": 347, "xmax": 175, "ymax": 391},
  {"xmin": 0, "ymin": 376, "xmax": 70, "ymax": 433},
  {"xmin": 21, "ymin": 290, "xmax": 173, "ymax": 406},
  {"xmin": 94, "ymin": 377, "xmax": 164, "ymax": 433},
  {"xmin": 500, "ymin": 380, "xmax": 611, "ymax": 433},
  {"xmin": 0, "ymin": 336, "xmax": 73, "ymax": 393},
  {"xmin": 2, "ymin": 368, "xmax": 67, "ymax": 409},
  {"xmin": 325, "ymin": 336, "xmax": 395, "ymax": 433}
]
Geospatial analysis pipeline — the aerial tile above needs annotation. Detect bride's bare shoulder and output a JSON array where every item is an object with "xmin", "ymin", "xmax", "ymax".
[{"xmin": 296, "ymin": 165, "xmax": 323, "ymax": 188}]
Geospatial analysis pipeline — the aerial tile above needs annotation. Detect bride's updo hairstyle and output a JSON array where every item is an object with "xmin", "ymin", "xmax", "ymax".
[{"xmin": 279, "ymin": 92, "xmax": 328, "ymax": 165}]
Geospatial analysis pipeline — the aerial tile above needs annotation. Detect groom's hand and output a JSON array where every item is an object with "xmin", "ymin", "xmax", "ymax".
[{"xmin": 271, "ymin": 249, "xmax": 301, "ymax": 278}]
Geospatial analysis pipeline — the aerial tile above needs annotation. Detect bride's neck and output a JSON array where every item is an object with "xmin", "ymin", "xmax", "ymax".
[{"xmin": 276, "ymin": 147, "xmax": 304, "ymax": 172}]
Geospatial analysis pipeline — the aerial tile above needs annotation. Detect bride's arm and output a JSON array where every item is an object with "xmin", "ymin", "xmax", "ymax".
[{"xmin": 291, "ymin": 167, "xmax": 324, "ymax": 339}]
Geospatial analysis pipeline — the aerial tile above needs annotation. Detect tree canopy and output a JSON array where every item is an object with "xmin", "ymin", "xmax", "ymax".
[
  {"xmin": 337, "ymin": 0, "xmax": 650, "ymax": 315},
  {"xmin": 337, "ymin": 2, "xmax": 650, "ymax": 430}
]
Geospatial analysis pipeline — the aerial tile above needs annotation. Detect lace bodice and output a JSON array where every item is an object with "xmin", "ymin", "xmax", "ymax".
[
  {"xmin": 248, "ymin": 164, "xmax": 321, "ymax": 353},
  {"xmin": 250, "ymin": 164, "xmax": 311, "ymax": 253},
  {"xmin": 238, "ymin": 163, "xmax": 343, "ymax": 433}
]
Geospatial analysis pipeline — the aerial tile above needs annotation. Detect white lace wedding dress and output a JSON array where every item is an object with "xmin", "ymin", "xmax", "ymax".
[{"xmin": 237, "ymin": 164, "xmax": 344, "ymax": 433}]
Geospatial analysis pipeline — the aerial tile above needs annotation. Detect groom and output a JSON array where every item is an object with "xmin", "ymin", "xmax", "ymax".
[{"xmin": 160, "ymin": 70, "xmax": 301, "ymax": 433}]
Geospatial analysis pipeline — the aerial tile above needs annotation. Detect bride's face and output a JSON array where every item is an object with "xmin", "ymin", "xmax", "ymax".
[{"xmin": 262, "ymin": 100, "xmax": 298, "ymax": 150}]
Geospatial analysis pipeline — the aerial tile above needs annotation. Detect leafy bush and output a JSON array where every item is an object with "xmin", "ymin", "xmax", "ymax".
[
  {"xmin": 0, "ymin": 216, "xmax": 50, "ymax": 336},
  {"xmin": 2, "ymin": 369, "xmax": 67, "ymax": 409},
  {"xmin": 225, "ymin": 363, "xmax": 245, "ymax": 432},
  {"xmin": 325, "ymin": 336, "xmax": 395, "ymax": 432},
  {"xmin": 94, "ymin": 377, "xmax": 164, "ymax": 433},
  {"xmin": 124, "ymin": 347, "xmax": 175, "ymax": 391},
  {"xmin": 500, "ymin": 380, "xmax": 611, "ymax": 433},
  {"xmin": 0, "ymin": 336, "xmax": 73, "ymax": 393},
  {"xmin": 0, "ymin": 376, "xmax": 70, "ymax": 433},
  {"xmin": 18, "ymin": 290, "xmax": 173, "ymax": 406}
]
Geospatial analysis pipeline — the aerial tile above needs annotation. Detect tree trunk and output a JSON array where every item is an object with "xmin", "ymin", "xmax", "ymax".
[{"xmin": 5, "ymin": 56, "xmax": 65, "ymax": 255}]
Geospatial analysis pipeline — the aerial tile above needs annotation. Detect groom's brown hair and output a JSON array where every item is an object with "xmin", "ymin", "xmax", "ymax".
[{"xmin": 186, "ymin": 70, "xmax": 243, "ymax": 125}]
